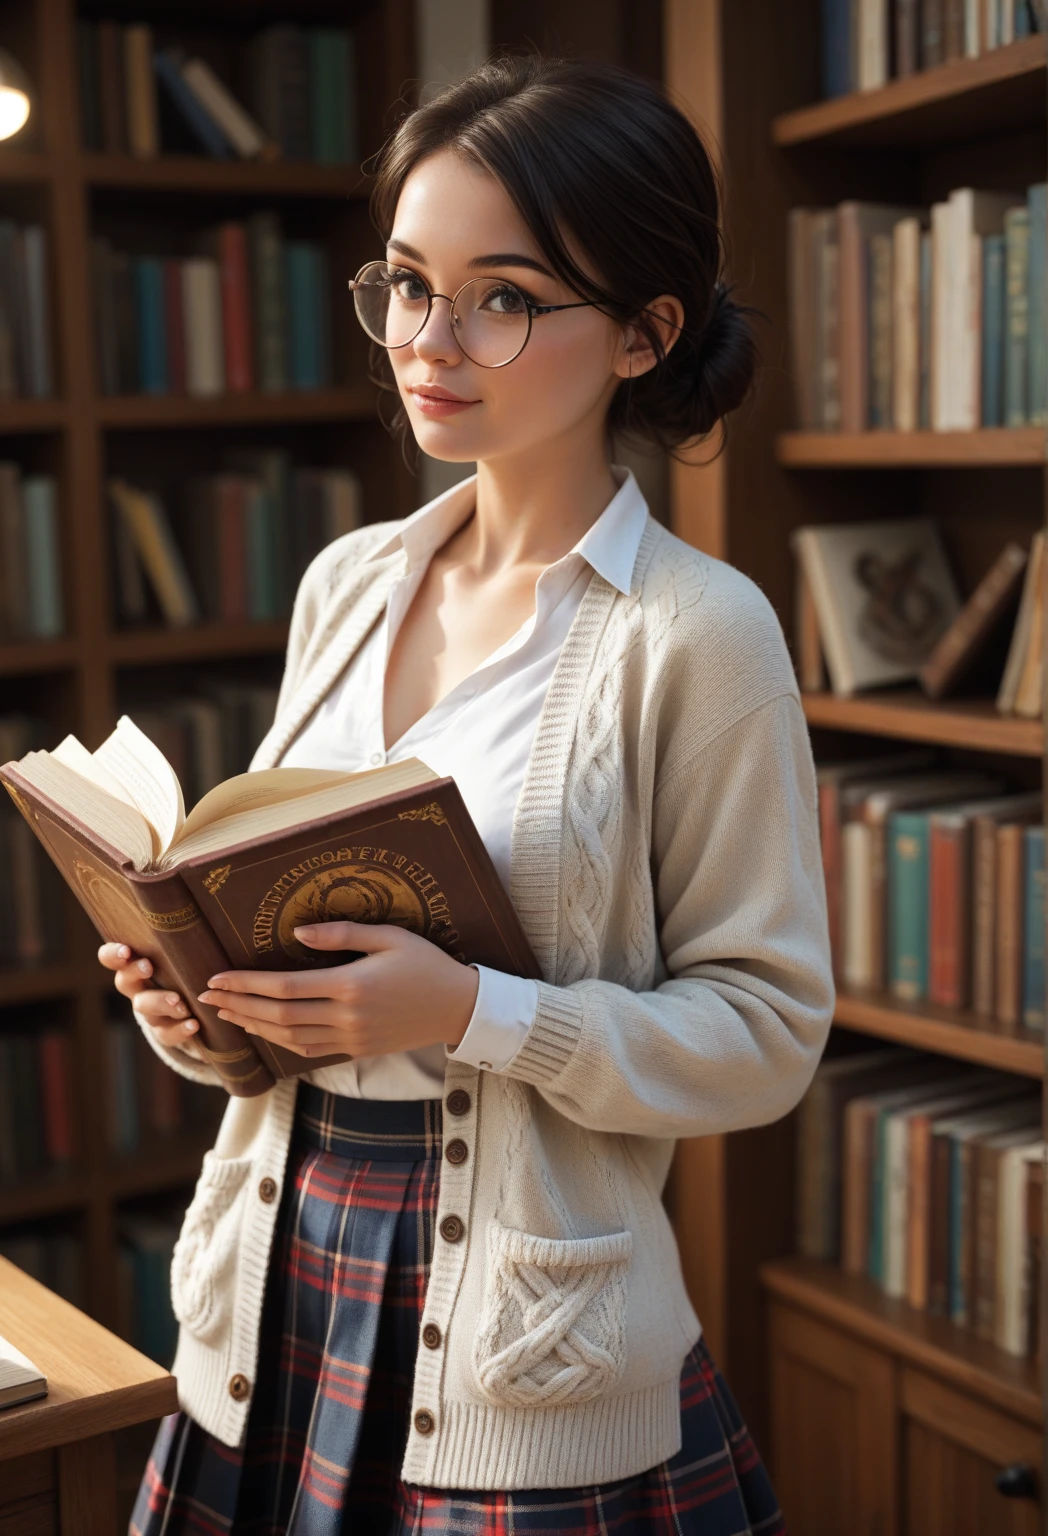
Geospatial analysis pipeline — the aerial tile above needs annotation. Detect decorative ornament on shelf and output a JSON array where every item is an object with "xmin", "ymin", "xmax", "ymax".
[{"xmin": 0, "ymin": 50, "xmax": 32, "ymax": 142}]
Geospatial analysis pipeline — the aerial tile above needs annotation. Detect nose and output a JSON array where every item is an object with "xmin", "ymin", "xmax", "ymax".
[{"xmin": 412, "ymin": 293, "xmax": 462, "ymax": 366}]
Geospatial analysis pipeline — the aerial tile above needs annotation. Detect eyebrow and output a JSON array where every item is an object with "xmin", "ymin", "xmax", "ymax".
[{"xmin": 386, "ymin": 238, "xmax": 555, "ymax": 280}]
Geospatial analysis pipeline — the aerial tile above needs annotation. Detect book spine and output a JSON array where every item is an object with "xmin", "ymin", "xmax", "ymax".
[
  {"xmin": 97, "ymin": 20, "xmax": 128, "ymax": 154},
  {"xmin": 39, "ymin": 1027, "xmax": 74, "ymax": 1166},
  {"xmin": 1027, "ymin": 182, "xmax": 1047, "ymax": 424},
  {"xmin": 982, "ymin": 233, "xmax": 1006, "ymax": 426},
  {"xmin": 972, "ymin": 816, "xmax": 998, "ymax": 1016},
  {"xmin": 945, "ymin": 0, "xmax": 967, "ymax": 55},
  {"xmin": 1005, "ymin": 205, "xmax": 1030, "ymax": 426},
  {"xmin": 868, "ymin": 232, "xmax": 893, "ymax": 427},
  {"xmin": 929, "ymin": 823, "xmax": 968, "ymax": 1007},
  {"xmin": 975, "ymin": 1144, "xmax": 1003, "ymax": 1340},
  {"xmin": 152, "ymin": 49, "xmax": 231, "ymax": 158},
  {"xmin": 889, "ymin": 811, "xmax": 929, "ymax": 1001},
  {"xmin": 77, "ymin": 21, "xmax": 101, "ymax": 152},
  {"xmin": 928, "ymin": 1130, "xmax": 953, "ymax": 1314},
  {"xmin": 22, "ymin": 476, "xmax": 63, "ymax": 639},
  {"xmin": 1026, "ymin": 1157, "xmax": 1043, "ymax": 1360},
  {"xmin": 893, "ymin": 217, "xmax": 920, "ymax": 429},
  {"xmin": 997, "ymin": 823, "xmax": 1026, "ymax": 1027},
  {"xmin": 22, "ymin": 226, "xmax": 52, "ymax": 399},
  {"xmin": 896, "ymin": 0, "xmax": 920, "ymax": 74},
  {"xmin": 163, "ymin": 258, "xmax": 186, "ymax": 394},
  {"xmin": 124, "ymin": 24, "xmax": 158, "ymax": 159},
  {"xmin": 286, "ymin": 242, "xmax": 320, "ymax": 388},
  {"xmin": 923, "ymin": 0, "xmax": 946, "ymax": 64},
  {"xmin": 1023, "ymin": 824, "xmax": 1045, "ymax": 1031},
  {"xmin": 919, "ymin": 229, "xmax": 933, "ymax": 427},
  {"xmin": 217, "ymin": 223, "xmax": 253, "ymax": 392},
  {"xmin": 134, "ymin": 258, "xmax": 167, "ymax": 395},
  {"xmin": 248, "ymin": 211, "xmax": 287, "ymax": 393}
]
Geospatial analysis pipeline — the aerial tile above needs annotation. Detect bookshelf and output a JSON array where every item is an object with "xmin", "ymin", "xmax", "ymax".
[
  {"xmin": 665, "ymin": 2, "xmax": 1048, "ymax": 1529},
  {"xmin": 0, "ymin": 0, "xmax": 418, "ymax": 1374}
]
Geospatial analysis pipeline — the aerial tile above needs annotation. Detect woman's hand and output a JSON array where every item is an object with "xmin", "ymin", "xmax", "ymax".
[
  {"xmin": 196, "ymin": 921, "xmax": 480, "ymax": 1060},
  {"xmin": 97, "ymin": 942, "xmax": 206, "ymax": 1060}
]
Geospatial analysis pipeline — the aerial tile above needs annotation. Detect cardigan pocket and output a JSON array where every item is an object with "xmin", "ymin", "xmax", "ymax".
[
  {"xmin": 170, "ymin": 1150, "xmax": 254, "ymax": 1344},
  {"xmin": 472, "ymin": 1221, "xmax": 633, "ymax": 1408}
]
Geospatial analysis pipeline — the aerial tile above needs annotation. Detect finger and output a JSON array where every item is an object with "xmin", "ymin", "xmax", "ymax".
[
  {"xmin": 212, "ymin": 1006, "xmax": 344, "ymax": 1057},
  {"xmin": 134, "ymin": 988, "xmax": 195, "ymax": 1026},
  {"xmin": 98, "ymin": 942, "xmax": 133, "ymax": 971},
  {"xmin": 152, "ymin": 1020, "xmax": 202, "ymax": 1052},
  {"xmin": 293, "ymin": 920, "xmax": 402, "ymax": 952},
  {"xmin": 200, "ymin": 967, "xmax": 350, "ymax": 1002},
  {"xmin": 205, "ymin": 995, "xmax": 342, "ymax": 1030},
  {"xmin": 113, "ymin": 956, "xmax": 159, "ymax": 1000}
]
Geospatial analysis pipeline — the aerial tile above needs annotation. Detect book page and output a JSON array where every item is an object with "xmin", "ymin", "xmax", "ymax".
[
  {"xmin": 52, "ymin": 734, "xmax": 139, "ymax": 810},
  {"xmin": 12, "ymin": 752, "xmax": 155, "ymax": 868},
  {"xmin": 177, "ymin": 766, "xmax": 367, "ymax": 844},
  {"xmin": 93, "ymin": 716, "xmax": 185, "ymax": 857},
  {"xmin": 164, "ymin": 757, "xmax": 439, "ymax": 867},
  {"xmin": 0, "ymin": 1332, "xmax": 45, "ymax": 1395}
]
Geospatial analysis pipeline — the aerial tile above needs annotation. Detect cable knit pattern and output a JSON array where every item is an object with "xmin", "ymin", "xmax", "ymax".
[{"xmin": 132, "ymin": 506, "xmax": 835, "ymax": 1488}]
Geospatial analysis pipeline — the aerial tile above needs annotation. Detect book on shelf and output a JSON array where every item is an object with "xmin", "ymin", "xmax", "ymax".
[
  {"xmin": 0, "ymin": 464, "xmax": 63, "ymax": 643},
  {"xmin": 787, "ymin": 184, "xmax": 1047, "ymax": 432},
  {"xmin": 126, "ymin": 690, "xmax": 279, "ymax": 811},
  {"xmin": 0, "ymin": 1332, "xmax": 46, "ymax": 1409},
  {"xmin": 78, "ymin": 18, "xmax": 355, "ymax": 165},
  {"xmin": 818, "ymin": 1, "xmax": 1045, "ymax": 100},
  {"xmin": 0, "ymin": 220, "xmax": 52, "ymax": 401},
  {"xmin": 918, "ymin": 540, "xmax": 1027, "ymax": 699},
  {"xmin": 117, "ymin": 1211, "xmax": 183, "ymax": 1367},
  {"xmin": 0, "ymin": 716, "xmax": 542, "ymax": 1099},
  {"xmin": 801, "ymin": 1047, "xmax": 1045, "ymax": 1358},
  {"xmin": 0, "ymin": 1229, "xmax": 84, "ymax": 1310},
  {"xmin": 0, "ymin": 1020, "xmax": 76, "ymax": 1185},
  {"xmin": 92, "ymin": 211, "xmax": 331, "ymax": 398},
  {"xmin": 104, "ymin": 1001, "xmax": 222, "ymax": 1157},
  {"xmin": 0, "ymin": 716, "xmax": 66, "ymax": 972}
]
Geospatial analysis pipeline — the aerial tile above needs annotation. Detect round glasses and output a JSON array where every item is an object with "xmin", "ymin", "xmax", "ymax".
[{"xmin": 348, "ymin": 260, "xmax": 600, "ymax": 368}]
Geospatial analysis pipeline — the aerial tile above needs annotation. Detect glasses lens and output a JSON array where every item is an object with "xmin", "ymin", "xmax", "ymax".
[
  {"xmin": 352, "ymin": 262, "xmax": 430, "ymax": 348},
  {"xmin": 451, "ymin": 277, "xmax": 530, "ymax": 366}
]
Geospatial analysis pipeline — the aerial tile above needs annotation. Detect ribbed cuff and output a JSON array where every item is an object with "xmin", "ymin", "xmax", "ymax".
[{"xmin": 497, "ymin": 981, "xmax": 583, "ymax": 1087}]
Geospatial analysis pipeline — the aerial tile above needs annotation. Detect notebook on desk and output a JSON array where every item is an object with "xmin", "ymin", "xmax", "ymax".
[{"xmin": 0, "ymin": 1333, "xmax": 47, "ymax": 1409}]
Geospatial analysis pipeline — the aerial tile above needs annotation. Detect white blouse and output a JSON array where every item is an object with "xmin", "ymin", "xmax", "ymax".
[{"xmin": 279, "ymin": 463, "xmax": 650, "ymax": 1099}]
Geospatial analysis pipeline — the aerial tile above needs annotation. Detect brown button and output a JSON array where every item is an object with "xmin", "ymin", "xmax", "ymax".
[
  {"xmin": 445, "ymin": 1138, "xmax": 468, "ymax": 1165},
  {"xmin": 258, "ymin": 1177, "xmax": 278, "ymax": 1203},
  {"xmin": 446, "ymin": 1089, "xmax": 471, "ymax": 1116},
  {"xmin": 440, "ymin": 1214, "xmax": 464, "ymax": 1243},
  {"xmin": 414, "ymin": 1409, "xmax": 435, "ymax": 1435},
  {"xmin": 228, "ymin": 1373, "xmax": 250, "ymax": 1401},
  {"xmin": 421, "ymin": 1323, "xmax": 442, "ymax": 1349}
]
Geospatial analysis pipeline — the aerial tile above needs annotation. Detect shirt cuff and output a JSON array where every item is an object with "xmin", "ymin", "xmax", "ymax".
[{"xmin": 446, "ymin": 964, "xmax": 539, "ymax": 1072}]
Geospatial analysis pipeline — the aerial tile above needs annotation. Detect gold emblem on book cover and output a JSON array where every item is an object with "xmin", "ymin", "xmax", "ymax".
[
  {"xmin": 204, "ymin": 864, "xmax": 232, "ymax": 896},
  {"xmin": 397, "ymin": 800, "xmax": 447, "ymax": 826},
  {"xmin": 273, "ymin": 863, "xmax": 430, "ymax": 961},
  {"xmin": 3, "ymin": 782, "xmax": 34, "ymax": 823}
]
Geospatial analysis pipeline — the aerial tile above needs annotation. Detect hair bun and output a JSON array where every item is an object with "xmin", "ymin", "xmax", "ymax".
[{"xmin": 690, "ymin": 283, "xmax": 758, "ymax": 439}]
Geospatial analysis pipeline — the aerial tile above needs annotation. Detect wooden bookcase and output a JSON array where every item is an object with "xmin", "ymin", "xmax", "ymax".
[
  {"xmin": 664, "ymin": 4, "xmax": 1048, "ymax": 1531},
  {"xmin": 0, "ymin": 0, "xmax": 417, "ymax": 1346}
]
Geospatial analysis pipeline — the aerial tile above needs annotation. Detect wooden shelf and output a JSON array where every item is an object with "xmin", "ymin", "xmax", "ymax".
[
  {"xmin": 107, "ymin": 1137, "xmax": 215, "ymax": 1202},
  {"xmin": 773, "ymin": 36, "xmax": 1047, "ymax": 148},
  {"xmin": 801, "ymin": 689, "xmax": 1043, "ymax": 755},
  {"xmin": 761, "ymin": 1256, "xmax": 1042, "ymax": 1427},
  {"xmin": 834, "ymin": 988, "xmax": 1044, "ymax": 1078},
  {"xmin": 0, "ymin": 965, "xmax": 88, "ymax": 1006},
  {"xmin": 0, "ymin": 399, "xmax": 69, "ymax": 433},
  {"xmin": 0, "ymin": 150, "xmax": 54, "ymax": 184},
  {"xmin": 0, "ymin": 638, "xmax": 79, "ymax": 677},
  {"xmin": 95, "ymin": 386, "xmax": 376, "ymax": 429},
  {"xmin": 108, "ymin": 621, "xmax": 289, "ymax": 666},
  {"xmin": 777, "ymin": 428, "xmax": 1045, "ymax": 467},
  {"xmin": 0, "ymin": 1172, "xmax": 88, "ymax": 1226},
  {"xmin": 81, "ymin": 153, "xmax": 367, "ymax": 198}
]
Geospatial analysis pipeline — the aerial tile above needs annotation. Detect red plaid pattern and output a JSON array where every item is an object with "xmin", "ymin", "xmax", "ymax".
[{"xmin": 130, "ymin": 1085, "xmax": 785, "ymax": 1535}]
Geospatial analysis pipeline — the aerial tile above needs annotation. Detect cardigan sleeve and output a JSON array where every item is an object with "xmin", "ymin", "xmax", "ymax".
[{"xmin": 498, "ymin": 688, "xmax": 835, "ymax": 1139}]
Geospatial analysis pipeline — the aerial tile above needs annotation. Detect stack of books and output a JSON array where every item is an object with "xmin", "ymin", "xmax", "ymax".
[
  {"xmin": 0, "ymin": 1227, "xmax": 84, "ymax": 1310},
  {"xmin": 92, "ymin": 211, "xmax": 332, "ymax": 396},
  {"xmin": 0, "ymin": 716, "xmax": 66, "ymax": 972},
  {"xmin": 121, "ymin": 689, "xmax": 280, "ymax": 811},
  {"xmin": 788, "ymin": 183, "xmax": 1047, "ymax": 431},
  {"xmin": 797, "ymin": 1047, "xmax": 1044, "ymax": 1359},
  {"xmin": 821, "ymin": 0, "xmax": 1047, "ymax": 98},
  {"xmin": 817, "ymin": 754, "xmax": 1045, "ymax": 1026},
  {"xmin": 105, "ymin": 1002, "xmax": 224, "ymax": 1158},
  {"xmin": 78, "ymin": 20, "xmax": 356, "ymax": 164},
  {"xmin": 0, "ymin": 1017, "xmax": 76, "ymax": 1185},
  {"xmin": 0, "ymin": 467, "xmax": 63, "ymax": 642},
  {"xmin": 108, "ymin": 457, "xmax": 363, "ymax": 629},
  {"xmin": 0, "ymin": 220, "xmax": 52, "ymax": 400}
]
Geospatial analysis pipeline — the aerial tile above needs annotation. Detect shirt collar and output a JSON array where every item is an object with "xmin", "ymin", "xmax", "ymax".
[{"xmin": 363, "ymin": 464, "xmax": 649, "ymax": 597}]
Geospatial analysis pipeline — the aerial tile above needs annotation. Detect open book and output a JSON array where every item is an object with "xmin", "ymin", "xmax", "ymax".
[
  {"xmin": 1, "ymin": 717, "xmax": 540, "ymax": 1097},
  {"xmin": 0, "ymin": 1332, "xmax": 46, "ymax": 1409}
]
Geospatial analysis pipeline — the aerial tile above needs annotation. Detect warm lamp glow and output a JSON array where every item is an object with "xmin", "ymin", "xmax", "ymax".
[{"xmin": 0, "ymin": 50, "xmax": 32, "ymax": 142}]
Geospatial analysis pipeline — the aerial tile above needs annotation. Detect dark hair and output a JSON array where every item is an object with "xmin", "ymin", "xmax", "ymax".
[{"xmin": 363, "ymin": 51, "xmax": 758, "ymax": 461}]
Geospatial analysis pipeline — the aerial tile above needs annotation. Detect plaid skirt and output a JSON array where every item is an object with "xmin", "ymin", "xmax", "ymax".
[{"xmin": 130, "ymin": 1084, "xmax": 786, "ymax": 1536}]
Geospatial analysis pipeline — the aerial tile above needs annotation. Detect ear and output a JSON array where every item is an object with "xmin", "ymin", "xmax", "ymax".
[{"xmin": 612, "ymin": 295, "xmax": 685, "ymax": 381}]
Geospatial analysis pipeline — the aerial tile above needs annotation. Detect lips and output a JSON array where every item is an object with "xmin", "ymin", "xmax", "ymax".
[{"xmin": 409, "ymin": 384, "xmax": 475, "ymax": 403}]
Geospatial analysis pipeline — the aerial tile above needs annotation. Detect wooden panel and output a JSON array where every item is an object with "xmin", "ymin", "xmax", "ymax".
[
  {"xmin": 901, "ymin": 1369, "xmax": 1042, "ymax": 1536},
  {"xmin": 833, "ymin": 991, "xmax": 1045, "ymax": 1079},
  {"xmin": 56, "ymin": 1437, "xmax": 115, "ymax": 1536},
  {"xmin": 0, "ymin": 1452, "xmax": 55, "ymax": 1507},
  {"xmin": 768, "ymin": 1299, "xmax": 897, "ymax": 1536},
  {"xmin": 0, "ymin": 1503, "xmax": 57, "ymax": 1536}
]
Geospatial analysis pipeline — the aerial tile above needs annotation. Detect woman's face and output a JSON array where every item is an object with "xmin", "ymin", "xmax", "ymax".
[{"xmin": 381, "ymin": 148, "xmax": 665, "ymax": 466}]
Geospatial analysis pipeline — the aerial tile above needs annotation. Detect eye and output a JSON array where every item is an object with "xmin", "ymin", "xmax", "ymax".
[
  {"xmin": 479, "ymin": 281, "xmax": 530, "ymax": 316},
  {"xmin": 387, "ymin": 268, "xmax": 430, "ymax": 304}
]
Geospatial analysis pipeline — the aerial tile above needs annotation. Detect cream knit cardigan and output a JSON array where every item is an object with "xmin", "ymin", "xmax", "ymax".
[{"xmin": 140, "ymin": 509, "xmax": 835, "ymax": 1489}]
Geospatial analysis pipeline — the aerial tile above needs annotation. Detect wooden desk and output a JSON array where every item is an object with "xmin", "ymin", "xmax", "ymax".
[{"xmin": 0, "ymin": 1255, "xmax": 177, "ymax": 1534}]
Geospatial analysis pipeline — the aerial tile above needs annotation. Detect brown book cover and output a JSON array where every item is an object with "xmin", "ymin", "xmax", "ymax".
[
  {"xmin": 971, "ymin": 796, "xmax": 1042, "ymax": 1017},
  {"xmin": 928, "ymin": 817, "xmax": 969, "ymax": 1008},
  {"xmin": 1, "ymin": 739, "xmax": 541, "ymax": 1100},
  {"xmin": 928, "ymin": 1127, "xmax": 953, "ymax": 1313},
  {"xmin": 975, "ymin": 1129, "xmax": 1041, "ymax": 1342},
  {"xmin": 996, "ymin": 822, "xmax": 1026, "ymax": 1029},
  {"xmin": 96, "ymin": 20, "xmax": 128, "ymax": 155},
  {"xmin": 918, "ymin": 542, "xmax": 1027, "ymax": 699}
]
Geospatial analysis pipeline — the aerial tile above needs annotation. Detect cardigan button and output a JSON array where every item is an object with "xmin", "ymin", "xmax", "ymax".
[
  {"xmin": 414, "ymin": 1409, "xmax": 436, "ymax": 1435},
  {"xmin": 258, "ymin": 1177, "xmax": 278, "ymax": 1203},
  {"xmin": 228, "ymin": 1373, "xmax": 251, "ymax": 1401},
  {"xmin": 445, "ymin": 1138, "xmax": 469, "ymax": 1165},
  {"xmin": 446, "ymin": 1089, "xmax": 471, "ymax": 1116},
  {"xmin": 421, "ymin": 1323, "xmax": 442, "ymax": 1349},
  {"xmin": 440, "ymin": 1214, "xmax": 464, "ymax": 1243}
]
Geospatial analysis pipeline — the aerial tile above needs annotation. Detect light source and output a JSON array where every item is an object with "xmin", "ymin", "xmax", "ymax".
[{"xmin": 0, "ymin": 50, "xmax": 32, "ymax": 142}]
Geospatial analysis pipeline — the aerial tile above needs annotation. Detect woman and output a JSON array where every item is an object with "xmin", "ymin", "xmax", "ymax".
[{"xmin": 111, "ymin": 51, "xmax": 834, "ymax": 1536}]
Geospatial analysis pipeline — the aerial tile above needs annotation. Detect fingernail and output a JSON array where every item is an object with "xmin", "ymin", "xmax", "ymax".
[
  {"xmin": 206, "ymin": 977, "xmax": 225, "ymax": 989},
  {"xmin": 166, "ymin": 994, "xmax": 181, "ymax": 1009},
  {"xmin": 183, "ymin": 1019, "xmax": 197, "ymax": 1033},
  {"xmin": 197, "ymin": 992, "xmax": 213, "ymax": 1003},
  {"xmin": 137, "ymin": 959, "xmax": 151, "ymax": 974},
  {"xmin": 218, "ymin": 1010, "xmax": 231, "ymax": 1021},
  {"xmin": 294, "ymin": 926, "xmax": 316, "ymax": 940},
  {"xmin": 118, "ymin": 945, "xmax": 131, "ymax": 960}
]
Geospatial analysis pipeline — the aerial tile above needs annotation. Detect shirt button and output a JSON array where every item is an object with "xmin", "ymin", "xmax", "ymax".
[
  {"xmin": 445, "ymin": 1138, "xmax": 469, "ymax": 1165},
  {"xmin": 414, "ymin": 1409, "xmax": 436, "ymax": 1435},
  {"xmin": 440, "ymin": 1214, "xmax": 464, "ymax": 1243},
  {"xmin": 228, "ymin": 1373, "xmax": 251, "ymax": 1401},
  {"xmin": 258, "ymin": 1177, "xmax": 278, "ymax": 1203},
  {"xmin": 369, "ymin": 751, "xmax": 383, "ymax": 765},
  {"xmin": 422, "ymin": 1323, "xmax": 442, "ymax": 1349},
  {"xmin": 446, "ymin": 1089, "xmax": 471, "ymax": 1116}
]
